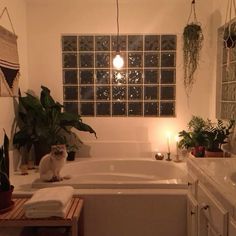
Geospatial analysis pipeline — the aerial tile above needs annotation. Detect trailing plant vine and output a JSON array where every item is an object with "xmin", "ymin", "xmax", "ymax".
[{"xmin": 183, "ymin": 0, "xmax": 204, "ymax": 97}]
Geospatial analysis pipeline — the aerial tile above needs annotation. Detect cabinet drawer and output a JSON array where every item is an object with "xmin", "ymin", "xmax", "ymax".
[
  {"xmin": 198, "ymin": 183, "xmax": 228, "ymax": 236},
  {"xmin": 187, "ymin": 172, "xmax": 198, "ymax": 196}
]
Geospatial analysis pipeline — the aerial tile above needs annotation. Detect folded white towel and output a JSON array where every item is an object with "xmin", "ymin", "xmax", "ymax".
[
  {"xmin": 23, "ymin": 186, "xmax": 74, "ymax": 211},
  {"xmin": 25, "ymin": 200, "xmax": 71, "ymax": 219}
]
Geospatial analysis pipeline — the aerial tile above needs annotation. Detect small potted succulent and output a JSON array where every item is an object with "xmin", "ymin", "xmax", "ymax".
[{"xmin": 0, "ymin": 131, "xmax": 14, "ymax": 211}]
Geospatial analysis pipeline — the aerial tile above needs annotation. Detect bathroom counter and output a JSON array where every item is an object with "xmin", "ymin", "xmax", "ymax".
[{"xmin": 187, "ymin": 155, "xmax": 236, "ymax": 219}]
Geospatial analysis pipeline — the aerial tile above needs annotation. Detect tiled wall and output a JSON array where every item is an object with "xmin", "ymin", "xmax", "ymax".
[{"xmin": 62, "ymin": 34, "xmax": 176, "ymax": 117}]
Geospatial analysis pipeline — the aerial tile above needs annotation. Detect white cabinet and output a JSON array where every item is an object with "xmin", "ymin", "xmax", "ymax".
[
  {"xmin": 197, "ymin": 183, "xmax": 228, "ymax": 236},
  {"xmin": 229, "ymin": 218, "xmax": 236, "ymax": 236},
  {"xmin": 187, "ymin": 193, "xmax": 198, "ymax": 236},
  {"xmin": 187, "ymin": 173, "xmax": 228, "ymax": 236}
]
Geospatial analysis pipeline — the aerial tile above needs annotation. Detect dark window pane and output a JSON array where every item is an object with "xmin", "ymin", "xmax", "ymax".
[
  {"xmin": 161, "ymin": 86, "xmax": 175, "ymax": 100},
  {"xmin": 63, "ymin": 70, "xmax": 78, "ymax": 84},
  {"xmin": 96, "ymin": 86, "xmax": 110, "ymax": 100},
  {"xmin": 144, "ymin": 53, "xmax": 159, "ymax": 67},
  {"xmin": 160, "ymin": 102, "xmax": 175, "ymax": 116},
  {"xmin": 112, "ymin": 71, "xmax": 127, "ymax": 84},
  {"xmin": 144, "ymin": 102, "xmax": 158, "ymax": 116},
  {"xmin": 79, "ymin": 36, "xmax": 94, "ymax": 51},
  {"xmin": 62, "ymin": 36, "xmax": 77, "ymax": 51},
  {"xmin": 80, "ymin": 70, "xmax": 94, "ymax": 84},
  {"xmin": 128, "ymin": 53, "xmax": 143, "ymax": 67},
  {"xmin": 128, "ymin": 102, "xmax": 142, "ymax": 116},
  {"xmin": 144, "ymin": 70, "xmax": 159, "ymax": 84},
  {"xmin": 80, "ymin": 86, "xmax": 94, "ymax": 100},
  {"xmin": 161, "ymin": 35, "xmax": 176, "ymax": 50},
  {"xmin": 112, "ymin": 35, "xmax": 127, "ymax": 51},
  {"xmin": 96, "ymin": 36, "xmax": 110, "ymax": 51},
  {"xmin": 64, "ymin": 102, "xmax": 78, "ymax": 114},
  {"xmin": 161, "ymin": 69, "xmax": 175, "ymax": 84},
  {"xmin": 128, "ymin": 70, "xmax": 143, "ymax": 84},
  {"xmin": 128, "ymin": 35, "xmax": 143, "ymax": 51},
  {"xmin": 112, "ymin": 102, "xmax": 127, "ymax": 116},
  {"xmin": 144, "ymin": 86, "xmax": 158, "ymax": 100},
  {"xmin": 145, "ymin": 35, "xmax": 160, "ymax": 51},
  {"xmin": 96, "ymin": 53, "xmax": 110, "ymax": 68},
  {"xmin": 112, "ymin": 86, "xmax": 126, "ymax": 100},
  {"xmin": 96, "ymin": 70, "xmax": 110, "ymax": 84},
  {"xmin": 128, "ymin": 86, "xmax": 142, "ymax": 100},
  {"xmin": 80, "ymin": 53, "xmax": 94, "ymax": 68},
  {"xmin": 64, "ymin": 86, "xmax": 78, "ymax": 100},
  {"xmin": 63, "ymin": 53, "xmax": 77, "ymax": 68},
  {"xmin": 161, "ymin": 52, "xmax": 175, "ymax": 67},
  {"xmin": 80, "ymin": 102, "xmax": 94, "ymax": 116},
  {"xmin": 96, "ymin": 102, "xmax": 111, "ymax": 116}
]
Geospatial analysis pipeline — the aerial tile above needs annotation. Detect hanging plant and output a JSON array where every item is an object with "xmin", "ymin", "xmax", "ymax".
[
  {"xmin": 223, "ymin": 0, "xmax": 236, "ymax": 49},
  {"xmin": 183, "ymin": 0, "xmax": 204, "ymax": 97}
]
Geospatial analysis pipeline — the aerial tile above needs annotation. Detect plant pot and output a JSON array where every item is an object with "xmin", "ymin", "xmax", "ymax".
[
  {"xmin": 0, "ymin": 185, "xmax": 14, "ymax": 211},
  {"xmin": 34, "ymin": 141, "xmax": 51, "ymax": 166},
  {"xmin": 67, "ymin": 151, "xmax": 76, "ymax": 161},
  {"xmin": 205, "ymin": 150, "xmax": 224, "ymax": 158},
  {"xmin": 191, "ymin": 146, "xmax": 205, "ymax": 157}
]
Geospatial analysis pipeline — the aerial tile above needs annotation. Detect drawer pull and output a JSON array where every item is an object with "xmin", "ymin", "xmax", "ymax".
[
  {"xmin": 201, "ymin": 204, "xmax": 209, "ymax": 210},
  {"xmin": 190, "ymin": 210, "xmax": 195, "ymax": 215},
  {"xmin": 188, "ymin": 182, "xmax": 192, "ymax": 186}
]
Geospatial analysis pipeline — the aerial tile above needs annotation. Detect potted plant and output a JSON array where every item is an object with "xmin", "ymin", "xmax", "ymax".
[
  {"xmin": 204, "ymin": 119, "xmax": 235, "ymax": 157},
  {"xmin": 0, "ymin": 131, "xmax": 14, "ymax": 211},
  {"xmin": 183, "ymin": 23, "xmax": 204, "ymax": 97},
  {"xmin": 178, "ymin": 116, "xmax": 207, "ymax": 157},
  {"xmin": 13, "ymin": 86, "xmax": 96, "ymax": 165}
]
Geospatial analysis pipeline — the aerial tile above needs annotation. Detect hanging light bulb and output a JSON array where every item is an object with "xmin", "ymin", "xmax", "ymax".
[
  {"xmin": 113, "ymin": 0, "xmax": 124, "ymax": 70},
  {"xmin": 113, "ymin": 54, "xmax": 124, "ymax": 70}
]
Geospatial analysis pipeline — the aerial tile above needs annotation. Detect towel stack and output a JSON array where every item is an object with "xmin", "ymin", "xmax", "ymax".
[{"xmin": 23, "ymin": 186, "xmax": 74, "ymax": 218}]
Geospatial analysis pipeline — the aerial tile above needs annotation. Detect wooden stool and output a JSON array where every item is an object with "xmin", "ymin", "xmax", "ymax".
[{"xmin": 0, "ymin": 197, "xmax": 83, "ymax": 236}]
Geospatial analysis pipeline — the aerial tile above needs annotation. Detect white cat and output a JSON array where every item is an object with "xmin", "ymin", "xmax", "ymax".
[{"xmin": 39, "ymin": 144, "xmax": 67, "ymax": 182}]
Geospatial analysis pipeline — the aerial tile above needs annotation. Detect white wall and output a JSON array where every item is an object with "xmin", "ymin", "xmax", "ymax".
[
  {"xmin": 25, "ymin": 0, "xmax": 217, "ymax": 155},
  {"xmin": 0, "ymin": 0, "xmax": 28, "ymax": 144}
]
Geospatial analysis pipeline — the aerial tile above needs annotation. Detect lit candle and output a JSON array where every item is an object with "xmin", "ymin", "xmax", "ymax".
[{"xmin": 166, "ymin": 132, "xmax": 171, "ymax": 153}]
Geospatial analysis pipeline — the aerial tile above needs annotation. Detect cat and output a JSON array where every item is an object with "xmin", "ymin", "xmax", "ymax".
[{"xmin": 39, "ymin": 144, "xmax": 68, "ymax": 182}]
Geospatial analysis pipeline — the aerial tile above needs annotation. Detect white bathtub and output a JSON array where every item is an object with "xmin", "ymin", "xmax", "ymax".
[
  {"xmin": 32, "ymin": 158, "xmax": 187, "ymax": 189},
  {"xmin": 31, "ymin": 158, "xmax": 187, "ymax": 236}
]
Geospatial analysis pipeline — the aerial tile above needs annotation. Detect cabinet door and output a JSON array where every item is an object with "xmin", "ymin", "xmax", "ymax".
[
  {"xmin": 187, "ymin": 193, "xmax": 198, "ymax": 236},
  {"xmin": 229, "ymin": 218, "xmax": 236, "ymax": 236},
  {"xmin": 198, "ymin": 183, "xmax": 228, "ymax": 236}
]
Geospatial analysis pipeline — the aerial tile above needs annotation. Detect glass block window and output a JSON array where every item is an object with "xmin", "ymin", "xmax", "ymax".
[
  {"xmin": 62, "ymin": 34, "xmax": 176, "ymax": 117},
  {"xmin": 216, "ymin": 22, "xmax": 236, "ymax": 119}
]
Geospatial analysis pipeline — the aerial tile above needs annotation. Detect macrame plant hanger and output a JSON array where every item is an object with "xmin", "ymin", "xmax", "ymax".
[
  {"xmin": 0, "ymin": 7, "xmax": 16, "ymax": 35},
  {"xmin": 223, "ymin": 0, "xmax": 236, "ymax": 70},
  {"xmin": 0, "ymin": 7, "xmax": 19, "ymax": 97},
  {"xmin": 187, "ymin": 0, "xmax": 198, "ymax": 25}
]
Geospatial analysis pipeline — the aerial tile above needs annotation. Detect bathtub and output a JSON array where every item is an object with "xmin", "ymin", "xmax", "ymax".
[
  {"xmin": 32, "ymin": 158, "xmax": 187, "ymax": 189},
  {"xmin": 31, "ymin": 158, "xmax": 187, "ymax": 236}
]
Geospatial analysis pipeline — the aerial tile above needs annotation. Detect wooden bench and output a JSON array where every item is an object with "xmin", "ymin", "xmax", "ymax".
[{"xmin": 0, "ymin": 197, "xmax": 83, "ymax": 236}]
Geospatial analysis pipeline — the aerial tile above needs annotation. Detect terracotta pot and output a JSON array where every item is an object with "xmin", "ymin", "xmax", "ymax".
[
  {"xmin": 205, "ymin": 150, "xmax": 224, "ymax": 158},
  {"xmin": 0, "ymin": 185, "xmax": 14, "ymax": 210},
  {"xmin": 191, "ymin": 146, "xmax": 205, "ymax": 157}
]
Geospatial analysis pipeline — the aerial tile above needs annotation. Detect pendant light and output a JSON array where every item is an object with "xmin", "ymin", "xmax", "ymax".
[{"xmin": 113, "ymin": 0, "xmax": 124, "ymax": 70}]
